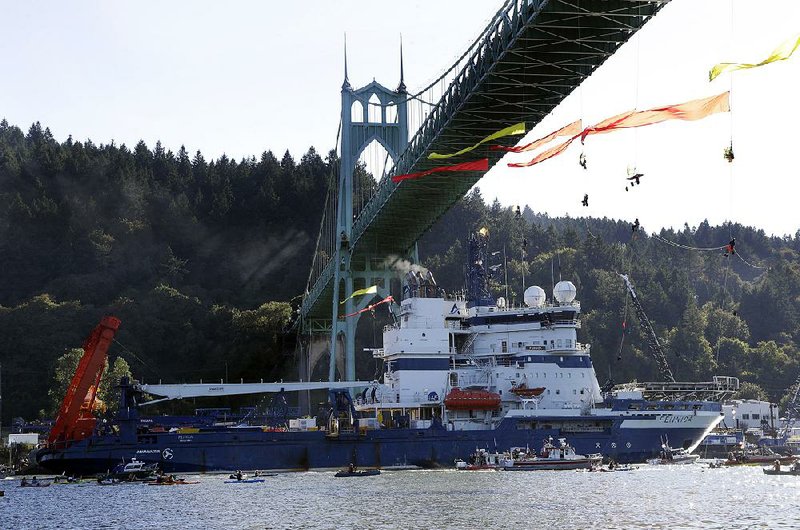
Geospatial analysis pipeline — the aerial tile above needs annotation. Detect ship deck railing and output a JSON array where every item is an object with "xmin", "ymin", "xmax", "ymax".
[{"xmin": 613, "ymin": 376, "xmax": 740, "ymax": 402}]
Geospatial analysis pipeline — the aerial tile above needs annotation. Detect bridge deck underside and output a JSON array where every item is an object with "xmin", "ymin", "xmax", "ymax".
[{"xmin": 303, "ymin": 0, "xmax": 668, "ymax": 322}]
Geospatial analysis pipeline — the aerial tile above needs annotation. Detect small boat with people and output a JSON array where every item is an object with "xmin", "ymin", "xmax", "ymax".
[
  {"xmin": 19, "ymin": 476, "xmax": 50, "ymax": 488},
  {"xmin": 763, "ymin": 460, "xmax": 800, "ymax": 476},
  {"xmin": 646, "ymin": 443, "xmax": 700, "ymax": 465},
  {"xmin": 109, "ymin": 458, "xmax": 160, "ymax": 481},
  {"xmin": 455, "ymin": 448, "xmax": 506, "ymax": 471},
  {"xmin": 589, "ymin": 461, "xmax": 636, "ymax": 472},
  {"xmin": 334, "ymin": 464, "xmax": 381, "ymax": 478},
  {"xmin": 500, "ymin": 437, "xmax": 602, "ymax": 471},
  {"xmin": 146, "ymin": 475, "xmax": 199, "ymax": 486},
  {"xmin": 225, "ymin": 470, "xmax": 265, "ymax": 483},
  {"xmin": 727, "ymin": 447, "xmax": 795, "ymax": 466}
]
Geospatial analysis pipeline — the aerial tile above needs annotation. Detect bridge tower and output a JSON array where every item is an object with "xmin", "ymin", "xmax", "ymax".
[{"xmin": 329, "ymin": 43, "xmax": 409, "ymax": 382}]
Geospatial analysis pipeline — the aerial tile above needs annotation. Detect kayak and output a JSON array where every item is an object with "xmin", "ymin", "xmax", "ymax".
[
  {"xmin": 224, "ymin": 479, "xmax": 265, "ymax": 484},
  {"xmin": 334, "ymin": 469, "xmax": 381, "ymax": 478},
  {"xmin": 146, "ymin": 480, "xmax": 200, "ymax": 486}
]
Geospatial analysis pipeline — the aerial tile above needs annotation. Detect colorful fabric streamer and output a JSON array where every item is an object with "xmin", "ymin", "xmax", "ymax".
[
  {"xmin": 490, "ymin": 120, "xmax": 582, "ymax": 153},
  {"xmin": 340, "ymin": 285, "xmax": 378, "ymax": 305},
  {"xmin": 392, "ymin": 158, "xmax": 489, "ymax": 183},
  {"xmin": 508, "ymin": 92, "xmax": 730, "ymax": 168},
  {"xmin": 343, "ymin": 295, "xmax": 394, "ymax": 318},
  {"xmin": 710, "ymin": 34, "xmax": 800, "ymax": 81},
  {"xmin": 427, "ymin": 123, "xmax": 525, "ymax": 159}
]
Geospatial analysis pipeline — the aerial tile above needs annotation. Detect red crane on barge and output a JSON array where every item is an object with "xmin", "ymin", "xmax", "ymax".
[{"xmin": 46, "ymin": 316, "xmax": 121, "ymax": 449}]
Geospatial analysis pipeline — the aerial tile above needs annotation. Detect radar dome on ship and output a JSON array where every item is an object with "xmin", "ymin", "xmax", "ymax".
[
  {"xmin": 553, "ymin": 280, "xmax": 576, "ymax": 304},
  {"xmin": 524, "ymin": 286, "xmax": 546, "ymax": 308}
]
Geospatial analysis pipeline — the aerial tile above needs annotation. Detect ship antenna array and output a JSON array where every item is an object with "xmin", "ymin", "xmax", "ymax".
[{"xmin": 619, "ymin": 273, "xmax": 675, "ymax": 383}]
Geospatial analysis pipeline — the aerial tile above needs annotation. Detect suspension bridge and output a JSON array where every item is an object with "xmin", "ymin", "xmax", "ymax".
[{"xmin": 298, "ymin": 0, "xmax": 672, "ymax": 383}]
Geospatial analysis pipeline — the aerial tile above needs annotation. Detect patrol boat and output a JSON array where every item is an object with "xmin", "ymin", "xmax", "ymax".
[{"xmin": 35, "ymin": 230, "xmax": 737, "ymax": 474}]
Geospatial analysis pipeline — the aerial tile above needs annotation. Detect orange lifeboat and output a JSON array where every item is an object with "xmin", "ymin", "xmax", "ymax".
[
  {"xmin": 509, "ymin": 384, "xmax": 545, "ymax": 398},
  {"xmin": 444, "ymin": 388, "xmax": 501, "ymax": 410}
]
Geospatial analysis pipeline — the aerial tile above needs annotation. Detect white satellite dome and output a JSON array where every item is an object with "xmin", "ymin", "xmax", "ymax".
[
  {"xmin": 553, "ymin": 281, "xmax": 577, "ymax": 304},
  {"xmin": 524, "ymin": 286, "xmax": 546, "ymax": 308}
]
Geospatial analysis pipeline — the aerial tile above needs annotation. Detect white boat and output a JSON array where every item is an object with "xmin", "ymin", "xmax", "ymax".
[
  {"xmin": 455, "ymin": 448, "xmax": 506, "ymax": 471},
  {"xmin": 500, "ymin": 437, "xmax": 602, "ymax": 471},
  {"xmin": 646, "ymin": 443, "xmax": 700, "ymax": 465}
]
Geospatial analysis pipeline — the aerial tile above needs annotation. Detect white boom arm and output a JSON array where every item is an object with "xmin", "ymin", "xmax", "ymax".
[{"xmin": 136, "ymin": 381, "xmax": 374, "ymax": 401}]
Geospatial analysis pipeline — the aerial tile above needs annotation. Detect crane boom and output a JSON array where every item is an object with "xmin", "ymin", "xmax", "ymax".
[
  {"xmin": 47, "ymin": 316, "xmax": 121, "ymax": 448},
  {"xmin": 619, "ymin": 274, "xmax": 675, "ymax": 383}
]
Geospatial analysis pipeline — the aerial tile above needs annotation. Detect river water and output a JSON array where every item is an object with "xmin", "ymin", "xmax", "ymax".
[{"xmin": 2, "ymin": 464, "xmax": 799, "ymax": 529}]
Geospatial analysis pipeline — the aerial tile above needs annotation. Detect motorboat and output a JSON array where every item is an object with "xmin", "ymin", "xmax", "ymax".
[{"xmin": 501, "ymin": 437, "xmax": 602, "ymax": 471}]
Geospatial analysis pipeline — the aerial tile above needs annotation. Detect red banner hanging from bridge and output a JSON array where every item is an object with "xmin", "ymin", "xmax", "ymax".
[
  {"xmin": 343, "ymin": 295, "xmax": 394, "ymax": 318},
  {"xmin": 392, "ymin": 158, "xmax": 489, "ymax": 183},
  {"xmin": 508, "ymin": 92, "xmax": 730, "ymax": 168},
  {"xmin": 490, "ymin": 119, "xmax": 582, "ymax": 153}
]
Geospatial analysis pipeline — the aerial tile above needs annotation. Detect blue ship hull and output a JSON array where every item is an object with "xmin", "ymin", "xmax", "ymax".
[{"xmin": 36, "ymin": 415, "xmax": 715, "ymax": 474}]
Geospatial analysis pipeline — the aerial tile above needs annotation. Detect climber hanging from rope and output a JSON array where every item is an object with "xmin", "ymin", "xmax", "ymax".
[
  {"xmin": 579, "ymin": 152, "xmax": 587, "ymax": 170},
  {"xmin": 627, "ymin": 172, "xmax": 644, "ymax": 186},
  {"xmin": 582, "ymin": 194, "xmax": 589, "ymax": 207},
  {"xmin": 724, "ymin": 238, "xmax": 736, "ymax": 257}
]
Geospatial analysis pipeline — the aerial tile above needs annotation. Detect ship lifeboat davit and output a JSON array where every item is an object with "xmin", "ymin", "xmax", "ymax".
[
  {"xmin": 509, "ymin": 384, "xmax": 545, "ymax": 399},
  {"xmin": 444, "ymin": 388, "xmax": 501, "ymax": 410}
]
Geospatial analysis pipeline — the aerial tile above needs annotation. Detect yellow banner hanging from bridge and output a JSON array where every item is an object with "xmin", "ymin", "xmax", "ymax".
[
  {"xmin": 340, "ymin": 285, "xmax": 378, "ymax": 305},
  {"xmin": 710, "ymin": 34, "xmax": 800, "ymax": 81},
  {"xmin": 428, "ymin": 122, "xmax": 525, "ymax": 159}
]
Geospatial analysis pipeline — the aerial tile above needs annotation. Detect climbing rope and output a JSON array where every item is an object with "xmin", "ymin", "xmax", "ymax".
[
  {"xmin": 735, "ymin": 249, "xmax": 768, "ymax": 270},
  {"xmin": 650, "ymin": 233, "xmax": 727, "ymax": 252},
  {"xmin": 112, "ymin": 338, "xmax": 161, "ymax": 379}
]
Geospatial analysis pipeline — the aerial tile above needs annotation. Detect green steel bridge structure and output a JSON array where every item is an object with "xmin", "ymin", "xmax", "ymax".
[{"xmin": 298, "ymin": 0, "xmax": 672, "ymax": 383}]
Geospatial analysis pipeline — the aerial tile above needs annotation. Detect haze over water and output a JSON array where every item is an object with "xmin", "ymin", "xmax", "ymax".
[{"xmin": 3, "ymin": 465, "xmax": 799, "ymax": 529}]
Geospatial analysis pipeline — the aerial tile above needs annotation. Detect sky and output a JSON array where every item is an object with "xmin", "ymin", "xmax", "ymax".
[{"xmin": 2, "ymin": 0, "xmax": 799, "ymax": 236}]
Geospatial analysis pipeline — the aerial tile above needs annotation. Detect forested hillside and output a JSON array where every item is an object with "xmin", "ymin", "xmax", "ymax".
[{"xmin": 1, "ymin": 119, "xmax": 799, "ymax": 422}]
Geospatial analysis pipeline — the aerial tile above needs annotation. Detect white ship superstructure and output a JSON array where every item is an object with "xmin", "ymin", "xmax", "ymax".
[
  {"xmin": 362, "ymin": 278, "xmax": 606, "ymax": 431},
  {"xmin": 352, "ymin": 229, "xmax": 734, "ymax": 459}
]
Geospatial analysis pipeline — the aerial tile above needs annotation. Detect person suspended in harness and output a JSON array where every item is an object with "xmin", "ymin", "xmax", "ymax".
[
  {"xmin": 625, "ymin": 171, "xmax": 644, "ymax": 191},
  {"xmin": 579, "ymin": 152, "xmax": 587, "ymax": 170},
  {"xmin": 724, "ymin": 238, "xmax": 736, "ymax": 257},
  {"xmin": 582, "ymin": 194, "xmax": 589, "ymax": 207}
]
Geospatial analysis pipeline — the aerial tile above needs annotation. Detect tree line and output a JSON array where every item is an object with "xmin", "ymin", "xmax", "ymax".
[{"xmin": 1, "ymin": 118, "xmax": 799, "ymax": 422}]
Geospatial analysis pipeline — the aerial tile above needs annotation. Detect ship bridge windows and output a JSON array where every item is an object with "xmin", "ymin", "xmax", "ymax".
[{"xmin": 502, "ymin": 341, "xmax": 508, "ymax": 353}]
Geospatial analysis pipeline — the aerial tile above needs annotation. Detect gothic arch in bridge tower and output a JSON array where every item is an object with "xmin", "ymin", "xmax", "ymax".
[{"xmin": 329, "ymin": 47, "xmax": 410, "ymax": 384}]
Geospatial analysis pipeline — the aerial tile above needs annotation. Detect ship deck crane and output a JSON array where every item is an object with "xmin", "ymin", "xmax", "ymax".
[
  {"xmin": 47, "ymin": 316, "xmax": 121, "ymax": 449},
  {"xmin": 619, "ymin": 274, "xmax": 675, "ymax": 383}
]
